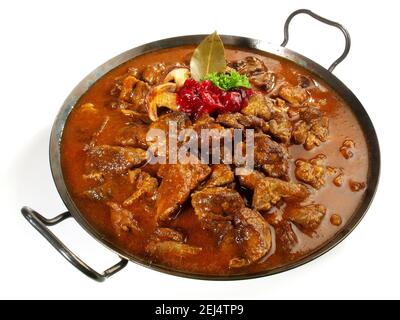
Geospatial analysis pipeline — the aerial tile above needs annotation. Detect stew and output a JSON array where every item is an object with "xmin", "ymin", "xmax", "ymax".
[{"xmin": 61, "ymin": 41, "xmax": 368, "ymax": 276}]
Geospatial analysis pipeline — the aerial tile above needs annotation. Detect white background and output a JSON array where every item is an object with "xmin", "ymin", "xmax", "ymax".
[{"xmin": 1, "ymin": 0, "xmax": 399, "ymax": 300}]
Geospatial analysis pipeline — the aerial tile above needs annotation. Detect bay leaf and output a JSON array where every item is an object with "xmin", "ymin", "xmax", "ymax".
[{"xmin": 190, "ymin": 32, "xmax": 226, "ymax": 81}]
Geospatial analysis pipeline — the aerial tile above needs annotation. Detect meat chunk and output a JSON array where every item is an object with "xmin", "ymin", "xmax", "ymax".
[
  {"xmin": 229, "ymin": 56, "xmax": 276, "ymax": 92},
  {"xmin": 123, "ymin": 169, "xmax": 158, "ymax": 206},
  {"xmin": 155, "ymin": 163, "xmax": 211, "ymax": 222},
  {"xmin": 118, "ymin": 76, "xmax": 150, "ymax": 113},
  {"xmin": 192, "ymin": 114, "xmax": 230, "ymax": 136},
  {"xmin": 149, "ymin": 111, "xmax": 192, "ymax": 135},
  {"xmin": 253, "ymin": 133, "xmax": 289, "ymax": 179},
  {"xmin": 107, "ymin": 202, "xmax": 141, "ymax": 236},
  {"xmin": 249, "ymin": 72, "xmax": 276, "ymax": 92},
  {"xmin": 192, "ymin": 114, "xmax": 233, "ymax": 163},
  {"xmin": 147, "ymin": 112, "xmax": 192, "ymax": 160},
  {"xmin": 239, "ymin": 171, "xmax": 310, "ymax": 212},
  {"xmin": 145, "ymin": 227, "xmax": 202, "ymax": 258},
  {"xmin": 340, "ymin": 139, "xmax": 355, "ymax": 159},
  {"xmin": 292, "ymin": 107, "xmax": 329, "ymax": 150},
  {"xmin": 86, "ymin": 145, "xmax": 147, "ymax": 174},
  {"xmin": 269, "ymin": 107, "xmax": 292, "ymax": 143},
  {"xmin": 202, "ymin": 164, "xmax": 234, "ymax": 189},
  {"xmin": 241, "ymin": 94, "xmax": 272, "ymax": 121},
  {"xmin": 110, "ymin": 67, "xmax": 140, "ymax": 97},
  {"xmin": 115, "ymin": 122, "xmax": 149, "ymax": 149},
  {"xmin": 217, "ymin": 112, "xmax": 270, "ymax": 133},
  {"xmin": 333, "ymin": 172, "xmax": 344, "ymax": 187},
  {"xmin": 295, "ymin": 154, "xmax": 326, "ymax": 189},
  {"xmin": 191, "ymin": 187, "xmax": 244, "ymax": 238},
  {"xmin": 349, "ymin": 180, "xmax": 366, "ymax": 192},
  {"xmin": 297, "ymin": 74, "xmax": 314, "ymax": 89},
  {"xmin": 278, "ymin": 83, "xmax": 308, "ymax": 106},
  {"xmin": 285, "ymin": 204, "xmax": 326, "ymax": 230},
  {"xmin": 229, "ymin": 208, "xmax": 272, "ymax": 268},
  {"xmin": 274, "ymin": 221, "xmax": 298, "ymax": 254},
  {"xmin": 191, "ymin": 187, "xmax": 272, "ymax": 267},
  {"xmin": 229, "ymin": 56, "xmax": 267, "ymax": 75},
  {"xmin": 292, "ymin": 120, "xmax": 309, "ymax": 144},
  {"xmin": 142, "ymin": 63, "xmax": 166, "ymax": 85}
]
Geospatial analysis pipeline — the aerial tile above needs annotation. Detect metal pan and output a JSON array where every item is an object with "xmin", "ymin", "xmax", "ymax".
[{"xmin": 21, "ymin": 9, "xmax": 380, "ymax": 282}]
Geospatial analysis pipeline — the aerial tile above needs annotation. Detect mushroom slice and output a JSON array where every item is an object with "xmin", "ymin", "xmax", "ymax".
[
  {"xmin": 164, "ymin": 67, "xmax": 190, "ymax": 88},
  {"xmin": 148, "ymin": 83, "xmax": 178, "ymax": 121}
]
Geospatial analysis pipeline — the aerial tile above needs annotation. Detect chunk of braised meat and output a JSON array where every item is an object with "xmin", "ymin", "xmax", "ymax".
[
  {"xmin": 139, "ymin": 162, "xmax": 162, "ymax": 177},
  {"xmin": 340, "ymin": 139, "xmax": 355, "ymax": 159},
  {"xmin": 292, "ymin": 120, "xmax": 309, "ymax": 144},
  {"xmin": 241, "ymin": 93, "xmax": 273, "ymax": 121},
  {"xmin": 292, "ymin": 106, "xmax": 329, "ymax": 150},
  {"xmin": 145, "ymin": 227, "xmax": 202, "ymax": 258},
  {"xmin": 278, "ymin": 83, "xmax": 309, "ymax": 106},
  {"xmin": 295, "ymin": 154, "xmax": 327, "ymax": 189},
  {"xmin": 249, "ymin": 72, "xmax": 276, "ymax": 92},
  {"xmin": 229, "ymin": 56, "xmax": 276, "ymax": 92},
  {"xmin": 123, "ymin": 169, "xmax": 158, "ymax": 206},
  {"xmin": 147, "ymin": 112, "xmax": 192, "ymax": 159},
  {"xmin": 297, "ymin": 74, "xmax": 314, "ymax": 89},
  {"xmin": 148, "ymin": 111, "xmax": 192, "ymax": 137},
  {"xmin": 229, "ymin": 208, "xmax": 272, "ymax": 268},
  {"xmin": 119, "ymin": 108, "xmax": 151, "ymax": 123},
  {"xmin": 191, "ymin": 187, "xmax": 243, "ymax": 240},
  {"xmin": 115, "ymin": 122, "xmax": 149, "ymax": 149},
  {"xmin": 253, "ymin": 133, "xmax": 289, "ymax": 180},
  {"xmin": 192, "ymin": 114, "xmax": 225, "ymax": 132},
  {"xmin": 274, "ymin": 220, "xmax": 298, "ymax": 254},
  {"xmin": 269, "ymin": 108, "xmax": 292, "ymax": 143},
  {"xmin": 110, "ymin": 67, "xmax": 141, "ymax": 96},
  {"xmin": 285, "ymin": 204, "xmax": 326, "ymax": 230},
  {"xmin": 142, "ymin": 63, "xmax": 166, "ymax": 85},
  {"xmin": 191, "ymin": 187, "xmax": 272, "ymax": 267},
  {"xmin": 152, "ymin": 227, "xmax": 185, "ymax": 242},
  {"xmin": 229, "ymin": 56, "xmax": 267, "ymax": 75},
  {"xmin": 86, "ymin": 145, "xmax": 147, "ymax": 174},
  {"xmin": 239, "ymin": 171, "xmax": 310, "ymax": 212},
  {"xmin": 349, "ymin": 180, "xmax": 366, "ymax": 192},
  {"xmin": 202, "ymin": 164, "xmax": 234, "ymax": 189},
  {"xmin": 107, "ymin": 202, "xmax": 141, "ymax": 236},
  {"xmin": 216, "ymin": 112, "xmax": 269, "ymax": 133},
  {"xmin": 192, "ymin": 114, "xmax": 233, "ymax": 163},
  {"xmin": 155, "ymin": 163, "xmax": 211, "ymax": 222},
  {"xmin": 333, "ymin": 172, "xmax": 344, "ymax": 187},
  {"xmin": 118, "ymin": 76, "xmax": 150, "ymax": 113}
]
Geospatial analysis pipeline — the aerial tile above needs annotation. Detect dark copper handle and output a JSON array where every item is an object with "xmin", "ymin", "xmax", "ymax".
[
  {"xmin": 21, "ymin": 206, "xmax": 128, "ymax": 282},
  {"xmin": 281, "ymin": 9, "xmax": 351, "ymax": 72}
]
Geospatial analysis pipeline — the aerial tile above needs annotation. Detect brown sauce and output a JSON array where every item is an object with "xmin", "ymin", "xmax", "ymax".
[{"xmin": 61, "ymin": 45, "xmax": 368, "ymax": 276}]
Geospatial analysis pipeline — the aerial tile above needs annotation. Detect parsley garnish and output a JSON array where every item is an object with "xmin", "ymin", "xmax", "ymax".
[{"xmin": 203, "ymin": 70, "xmax": 251, "ymax": 90}]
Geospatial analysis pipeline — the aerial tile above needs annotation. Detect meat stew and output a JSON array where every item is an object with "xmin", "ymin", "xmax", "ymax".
[{"xmin": 61, "ymin": 43, "xmax": 368, "ymax": 276}]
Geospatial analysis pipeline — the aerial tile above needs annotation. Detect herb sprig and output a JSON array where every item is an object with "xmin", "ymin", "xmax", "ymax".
[{"xmin": 203, "ymin": 70, "xmax": 251, "ymax": 91}]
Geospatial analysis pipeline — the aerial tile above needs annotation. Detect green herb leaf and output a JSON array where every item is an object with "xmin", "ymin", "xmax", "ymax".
[
  {"xmin": 203, "ymin": 70, "xmax": 252, "ymax": 90},
  {"xmin": 190, "ymin": 32, "xmax": 226, "ymax": 81}
]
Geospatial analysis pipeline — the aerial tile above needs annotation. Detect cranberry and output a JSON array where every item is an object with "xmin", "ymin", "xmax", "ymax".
[{"xmin": 177, "ymin": 78, "xmax": 253, "ymax": 118}]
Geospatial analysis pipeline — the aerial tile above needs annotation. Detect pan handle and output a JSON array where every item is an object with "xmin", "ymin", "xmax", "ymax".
[
  {"xmin": 281, "ymin": 9, "xmax": 351, "ymax": 72},
  {"xmin": 21, "ymin": 206, "xmax": 128, "ymax": 282}
]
